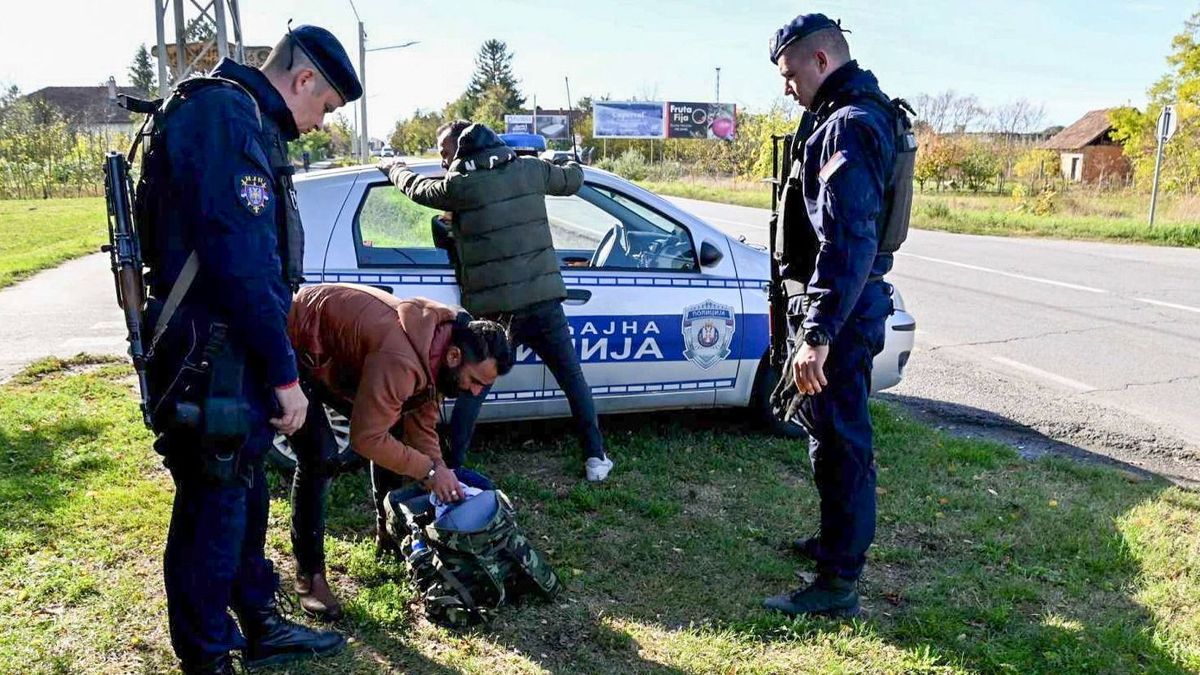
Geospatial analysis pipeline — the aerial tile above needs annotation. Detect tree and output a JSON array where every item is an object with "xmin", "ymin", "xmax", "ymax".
[
  {"xmin": 1112, "ymin": 11, "xmax": 1200, "ymax": 193},
  {"xmin": 388, "ymin": 109, "xmax": 443, "ymax": 155},
  {"xmin": 129, "ymin": 44, "xmax": 156, "ymax": 96},
  {"xmin": 326, "ymin": 113, "xmax": 354, "ymax": 157},
  {"xmin": 466, "ymin": 40, "xmax": 523, "ymax": 112}
]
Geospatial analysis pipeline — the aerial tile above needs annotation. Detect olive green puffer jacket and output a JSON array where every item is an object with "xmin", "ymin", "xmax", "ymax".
[{"xmin": 388, "ymin": 124, "xmax": 583, "ymax": 315}]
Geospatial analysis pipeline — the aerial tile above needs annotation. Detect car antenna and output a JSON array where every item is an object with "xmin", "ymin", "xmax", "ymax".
[{"xmin": 565, "ymin": 76, "xmax": 579, "ymax": 163}]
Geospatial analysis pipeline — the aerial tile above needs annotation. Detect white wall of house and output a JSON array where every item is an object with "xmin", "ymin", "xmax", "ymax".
[{"xmin": 1060, "ymin": 153, "xmax": 1084, "ymax": 182}]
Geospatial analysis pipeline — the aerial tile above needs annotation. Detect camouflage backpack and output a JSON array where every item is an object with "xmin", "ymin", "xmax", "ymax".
[{"xmin": 384, "ymin": 484, "xmax": 562, "ymax": 628}]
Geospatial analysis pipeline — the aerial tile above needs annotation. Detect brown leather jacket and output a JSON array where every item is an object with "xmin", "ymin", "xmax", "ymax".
[{"xmin": 288, "ymin": 284, "xmax": 455, "ymax": 479}]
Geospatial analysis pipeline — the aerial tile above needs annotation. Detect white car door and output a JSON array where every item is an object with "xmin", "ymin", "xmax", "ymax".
[
  {"xmin": 317, "ymin": 173, "xmax": 546, "ymax": 422},
  {"xmin": 542, "ymin": 182, "xmax": 745, "ymax": 416}
]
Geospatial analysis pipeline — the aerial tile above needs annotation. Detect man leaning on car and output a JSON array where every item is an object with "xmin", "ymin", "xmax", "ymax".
[{"xmin": 378, "ymin": 122, "xmax": 615, "ymax": 483}]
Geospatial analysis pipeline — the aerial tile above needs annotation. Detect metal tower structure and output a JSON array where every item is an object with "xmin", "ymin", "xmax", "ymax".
[{"xmin": 154, "ymin": 0, "xmax": 245, "ymax": 98}]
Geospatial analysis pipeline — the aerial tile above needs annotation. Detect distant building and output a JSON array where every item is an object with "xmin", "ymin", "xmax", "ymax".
[
  {"xmin": 1041, "ymin": 109, "xmax": 1132, "ymax": 186},
  {"xmin": 22, "ymin": 86, "xmax": 142, "ymax": 136}
]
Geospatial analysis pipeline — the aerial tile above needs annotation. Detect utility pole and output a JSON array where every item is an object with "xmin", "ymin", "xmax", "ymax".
[
  {"xmin": 715, "ymin": 67, "xmax": 721, "ymax": 102},
  {"xmin": 358, "ymin": 20, "xmax": 368, "ymax": 163},
  {"xmin": 350, "ymin": 1, "xmax": 419, "ymax": 163}
]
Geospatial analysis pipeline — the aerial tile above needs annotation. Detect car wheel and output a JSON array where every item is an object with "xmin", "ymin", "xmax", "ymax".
[
  {"xmin": 267, "ymin": 405, "xmax": 360, "ymax": 473},
  {"xmin": 751, "ymin": 358, "xmax": 808, "ymax": 440}
]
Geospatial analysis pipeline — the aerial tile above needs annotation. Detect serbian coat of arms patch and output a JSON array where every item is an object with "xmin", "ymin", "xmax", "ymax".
[
  {"xmin": 238, "ymin": 174, "xmax": 271, "ymax": 215},
  {"xmin": 681, "ymin": 300, "xmax": 736, "ymax": 370}
]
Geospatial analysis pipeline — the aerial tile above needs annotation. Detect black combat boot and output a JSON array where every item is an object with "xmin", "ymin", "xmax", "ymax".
[
  {"xmin": 180, "ymin": 653, "xmax": 236, "ymax": 675},
  {"xmin": 238, "ymin": 601, "xmax": 346, "ymax": 668},
  {"xmin": 763, "ymin": 575, "xmax": 861, "ymax": 618}
]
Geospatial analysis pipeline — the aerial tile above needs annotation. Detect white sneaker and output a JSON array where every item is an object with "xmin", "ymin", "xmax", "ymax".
[{"xmin": 585, "ymin": 455, "xmax": 614, "ymax": 482}]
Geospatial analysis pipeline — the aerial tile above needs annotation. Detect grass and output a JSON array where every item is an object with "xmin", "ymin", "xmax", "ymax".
[
  {"xmin": 359, "ymin": 188, "xmax": 442, "ymax": 249},
  {"xmin": 0, "ymin": 198, "xmax": 106, "ymax": 289},
  {"xmin": 3, "ymin": 356, "xmax": 1200, "ymax": 673},
  {"xmin": 639, "ymin": 178, "xmax": 1200, "ymax": 248}
]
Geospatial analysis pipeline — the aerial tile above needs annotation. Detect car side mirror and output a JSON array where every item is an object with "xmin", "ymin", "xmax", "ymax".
[{"xmin": 699, "ymin": 241, "xmax": 724, "ymax": 268}]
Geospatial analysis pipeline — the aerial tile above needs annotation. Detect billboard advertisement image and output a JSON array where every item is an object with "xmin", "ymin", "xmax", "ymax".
[
  {"xmin": 666, "ymin": 102, "xmax": 737, "ymax": 140},
  {"xmin": 504, "ymin": 114, "xmax": 572, "ymax": 140},
  {"xmin": 592, "ymin": 101, "xmax": 667, "ymax": 139}
]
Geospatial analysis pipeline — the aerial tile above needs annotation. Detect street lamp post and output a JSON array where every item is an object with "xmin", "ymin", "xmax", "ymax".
[{"xmin": 356, "ymin": 28, "xmax": 419, "ymax": 163}]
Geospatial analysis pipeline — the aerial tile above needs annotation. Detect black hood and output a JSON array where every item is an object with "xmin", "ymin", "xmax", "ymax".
[{"xmin": 449, "ymin": 123, "xmax": 516, "ymax": 173}]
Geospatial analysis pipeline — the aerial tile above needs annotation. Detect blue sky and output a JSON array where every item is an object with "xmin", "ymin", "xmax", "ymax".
[{"xmin": 0, "ymin": 1, "xmax": 1193, "ymax": 137}]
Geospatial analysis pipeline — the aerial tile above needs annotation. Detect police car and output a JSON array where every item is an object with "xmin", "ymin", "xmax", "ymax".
[{"xmin": 269, "ymin": 162, "xmax": 916, "ymax": 469}]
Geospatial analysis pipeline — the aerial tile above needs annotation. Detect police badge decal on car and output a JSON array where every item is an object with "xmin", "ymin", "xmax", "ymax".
[
  {"xmin": 239, "ymin": 175, "xmax": 271, "ymax": 215},
  {"xmin": 682, "ymin": 300, "xmax": 736, "ymax": 370}
]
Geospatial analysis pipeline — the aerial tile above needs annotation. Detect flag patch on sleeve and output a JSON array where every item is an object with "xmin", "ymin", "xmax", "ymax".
[{"xmin": 818, "ymin": 151, "xmax": 848, "ymax": 182}]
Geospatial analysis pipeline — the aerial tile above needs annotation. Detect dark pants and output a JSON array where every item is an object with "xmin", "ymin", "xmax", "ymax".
[
  {"xmin": 447, "ymin": 299, "xmax": 604, "ymax": 467},
  {"xmin": 289, "ymin": 395, "xmax": 339, "ymax": 575},
  {"xmin": 798, "ymin": 281, "xmax": 891, "ymax": 581},
  {"xmin": 290, "ymin": 392, "xmax": 416, "ymax": 572},
  {"xmin": 163, "ymin": 447, "xmax": 276, "ymax": 663}
]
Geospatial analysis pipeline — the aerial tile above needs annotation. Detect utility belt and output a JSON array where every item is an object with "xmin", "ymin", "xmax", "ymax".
[{"xmin": 146, "ymin": 299, "xmax": 254, "ymax": 486}]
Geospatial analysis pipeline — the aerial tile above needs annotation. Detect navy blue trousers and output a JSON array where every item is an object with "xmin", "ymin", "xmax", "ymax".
[
  {"xmin": 447, "ymin": 299, "xmax": 604, "ymax": 467},
  {"xmin": 798, "ymin": 281, "xmax": 891, "ymax": 581},
  {"xmin": 162, "ymin": 443, "xmax": 276, "ymax": 663}
]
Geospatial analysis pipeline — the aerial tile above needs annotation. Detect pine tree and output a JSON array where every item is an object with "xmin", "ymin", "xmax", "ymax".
[
  {"xmin": 129, "ymin": 44, "xmax": 156, "ymax": 96},
  {"xmin": 466, "ymin": 40, "xmax": 524, "ymax": 113}
]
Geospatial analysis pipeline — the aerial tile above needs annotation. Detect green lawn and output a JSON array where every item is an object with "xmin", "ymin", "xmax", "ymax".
[
  {"xmin": 2, "ymin": 357, "xmax": 1199, "ymax": 673},
  {"xmin": 0, "ymin": 198, "xmax": 106, "ymax": 289},
  {"xmin": 639, "ymin": 179, "xmax": 1200, "ymax": 248}
]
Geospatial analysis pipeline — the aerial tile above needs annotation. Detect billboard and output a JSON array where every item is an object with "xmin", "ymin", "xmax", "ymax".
[
  {"xmin": 666, "ymin": 102, "xmax": 737, "ymax": 140},
  {"xmin": 504, "ymin": 114, "xmax": 572, "ymax": 140},
  {"xmin": 592, "ymin": 101, "xmax": 666, "ymax": 139}
]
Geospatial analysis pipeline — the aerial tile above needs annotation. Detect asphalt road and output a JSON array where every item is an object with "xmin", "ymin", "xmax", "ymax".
[
  {"xmin": 5, "ymin": 199, "xmax": 1199, "ymax": 482},
  {"xmin": 667, "ymin": 195, "xmax": 1200, "ymax": 484}
]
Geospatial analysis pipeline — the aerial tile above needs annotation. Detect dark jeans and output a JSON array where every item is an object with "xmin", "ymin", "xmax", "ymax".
[
  {"xmin": 163, "ymin": 448, "xmax": 276, "ymax": 663},
  {"xmin": 447, "ymin": 299, "xmax": 605, "ymax": 467},
  {"xmin": 290, "ymin": 392, "xmax": 417, "ymax": 574},
  {"xmin": 799, "ymin": 281, "xmax": 892, "ymax": 581}
]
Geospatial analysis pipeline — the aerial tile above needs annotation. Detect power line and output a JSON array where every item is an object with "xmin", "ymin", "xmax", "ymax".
[{"xmin": 347, "ymin": 0, "xmax": 361, "ymax": 23}]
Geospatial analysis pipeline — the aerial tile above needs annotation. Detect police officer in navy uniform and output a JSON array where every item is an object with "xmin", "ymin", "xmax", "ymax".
[
  {"xmin": 141, "ymin": 24, "xmax": 361, "ymax": 673},
  {"xmin": 762, "ymin": 14, "xmax": 899, "ymax": 617}
]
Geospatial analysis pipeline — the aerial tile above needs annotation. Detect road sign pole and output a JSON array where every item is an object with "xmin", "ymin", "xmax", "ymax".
[
  {"xmin": 1149, "ymin": 133, "xmax": 1165, "ymax": 227},
  {"xmin": 1148, "ymin": 105, "xmax": 1175, "ymax": 227}
]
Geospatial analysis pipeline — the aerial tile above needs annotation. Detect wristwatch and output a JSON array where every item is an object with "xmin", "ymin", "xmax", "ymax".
[
  {"xmin": 803, "ymin": 329, "xmax": 832, "ymax": 347},
  {"xmin": 420, "ymin": 463, "xmax": 438, "ymax": 483}
]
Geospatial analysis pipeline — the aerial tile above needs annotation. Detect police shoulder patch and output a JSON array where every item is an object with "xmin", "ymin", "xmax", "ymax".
[
  {"xmin": 238, "ymin": 174, "xmax": 271, "ymax": 215},
  {"xmin": 818, "ymin": 150, "xmax": 849, "ymax": 183}
]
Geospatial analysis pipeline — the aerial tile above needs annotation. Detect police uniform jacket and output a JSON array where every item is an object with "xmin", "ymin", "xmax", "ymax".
[
  {"xmin": 148, "ymin": 58, "xmax": 301, "ymax": 399},
  {"xmin": 780, "ymin": 61, "xmax": 896, "ymax": 340}
]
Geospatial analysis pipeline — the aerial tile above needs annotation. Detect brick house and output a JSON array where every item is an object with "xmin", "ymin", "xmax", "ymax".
[
  {"xmin": 1041, "ymin": 109, "xmax": 1132, "ymax": 186},
  {"xmin": 23, "ymin": 86, "xmax": 143, "ymax": 136}
]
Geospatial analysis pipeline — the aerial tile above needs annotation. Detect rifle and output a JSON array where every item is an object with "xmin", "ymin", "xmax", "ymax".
[
  {"xmin": 766, "ymin": 112, "xmax": 816, "ymax": 373},
  {"xmin": 767, "ymin": 132, "xmax": 791, "ymax": 372},
  {"xmin": 101, "ymin": 151, "xmax": 152, "ymax": 428}
]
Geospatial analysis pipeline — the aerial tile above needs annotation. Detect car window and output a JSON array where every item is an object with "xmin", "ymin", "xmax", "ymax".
[
  {"xmin": 551, "ymin": 185, "xmax": 698, "ymax": 272},
  {"xmin": 354, "ymin": 184, "xmax": 451, "ymax": 267}
]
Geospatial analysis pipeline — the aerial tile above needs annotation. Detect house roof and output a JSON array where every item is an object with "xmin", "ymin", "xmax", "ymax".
[
  {"xmin": 24, "ymin": 86, "xmax": 145, "ymax": 125},
  {"xmin": 1041, "ymin": 109, "xmax": 1119, "ymax": 150}
]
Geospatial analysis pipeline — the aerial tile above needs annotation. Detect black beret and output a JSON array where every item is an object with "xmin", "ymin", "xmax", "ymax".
[
  {"xmin": 769, "ymin": 13, "xmax": 849, "ymax": 64},
  {"xmin": 290, "ymin": 24, "xmax": 363, "ymax": 103}
]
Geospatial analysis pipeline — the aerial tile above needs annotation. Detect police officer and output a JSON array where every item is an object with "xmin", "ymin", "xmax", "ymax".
[
  {"xmin": 141, "ymin": 25, "xmax": 362, "ymax": 673},
  {"xmin": 762, "ymin": 14, "xmax": 900, "ymax": 617}
]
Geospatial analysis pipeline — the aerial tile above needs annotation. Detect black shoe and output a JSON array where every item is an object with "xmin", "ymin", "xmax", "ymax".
[
  {"xmin": 763, "ymin": 575, "xmax": 861, "ymax": 618},
  {"xmin": 180, "ymin": 653, "xmax": 236, "ymax": 675},
  {"xmin": 238, "ymin": 604, "xmax": 346, "ymax": 669}
]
